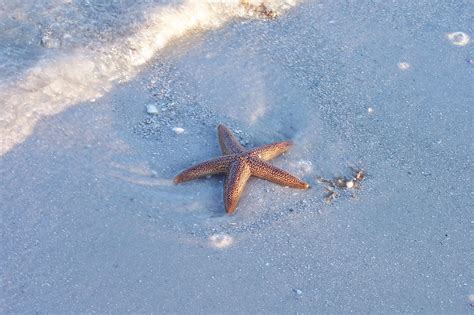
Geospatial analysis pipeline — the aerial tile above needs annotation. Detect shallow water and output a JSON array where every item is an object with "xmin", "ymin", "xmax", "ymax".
[{"xmin": 0, "ymin": 0, "xmax": 298, "ymax": 156}]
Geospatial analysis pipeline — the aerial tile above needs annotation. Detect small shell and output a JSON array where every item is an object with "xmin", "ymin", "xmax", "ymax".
[
  {"xmin": 146, "ymin": 104, "xmax": 159, "ymax": 115},
  {"xmin": 447, "ymin": 32, "xmax": 470, "ymax": 46},
  {"xmin": 172, "ymin": 127, "xmax": 185, "ymax": 134}
]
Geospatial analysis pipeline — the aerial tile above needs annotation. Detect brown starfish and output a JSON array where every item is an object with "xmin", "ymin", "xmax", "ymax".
[{"xmin": 174, "ymin": 124, "xmax": 310, "ymax": 214}]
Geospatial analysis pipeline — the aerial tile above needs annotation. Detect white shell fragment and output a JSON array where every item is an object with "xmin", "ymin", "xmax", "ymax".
[
  {"xmin": 172, "ymin": 127, "xmax": 185, "ymax": 134},
  {"xmin": 146, "ymin": 104, "xmax": 159, "ymax": 115},
  {"xmin": 447, "ymin": 32, "xmax": 470, "ymax": 46},
  {"xmin": 397, "ymin": 62, "xmax": 410, "ymax": 70},
  {"xmin": 293, "ymin": 288, "xmax": 303, "ymax": 295},
  {"xmin": 209, "ymin": 234, "xmax": 234, "ymax": 249}
]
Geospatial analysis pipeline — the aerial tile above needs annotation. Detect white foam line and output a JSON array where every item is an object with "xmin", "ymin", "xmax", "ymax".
[{"xmin": 0, "ymin": 0, "xmax": 299, "ymax": 156}]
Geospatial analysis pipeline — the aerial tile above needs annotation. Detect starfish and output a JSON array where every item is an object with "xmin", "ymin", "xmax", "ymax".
[{"xmin": 174, "ymin": 124, "xmax": 310, "ymax": 214}]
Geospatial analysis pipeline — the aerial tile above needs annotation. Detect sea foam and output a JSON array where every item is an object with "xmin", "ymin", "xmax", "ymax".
[{"xmin": 0, "ymin": 0, "xmax": 299, "ymax": 156}]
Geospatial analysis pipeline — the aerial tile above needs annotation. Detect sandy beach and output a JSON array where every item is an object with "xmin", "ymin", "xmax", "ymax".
[{"xmin": 1, "ymin": 0, "xmax": 472, "ymax": 313}]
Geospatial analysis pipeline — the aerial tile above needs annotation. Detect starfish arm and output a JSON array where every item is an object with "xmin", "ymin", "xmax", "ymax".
[
  {"xmin": 174, "ymin": 156, "xmax": 232, "ymax": 184},
  {"xmin": 217, "ymin": 124, "xmax": 245, "ymax": 155},
  {"xmin": 247, "ymin": 141, "xmax": 293, "ymax": 161},
  {"xmin": 224, "ymin": 160, "xmax": 251, "ymax": 214},
  {"xmin": 249, "ymin": 158, "xmax": 310, "ymax": 190}
]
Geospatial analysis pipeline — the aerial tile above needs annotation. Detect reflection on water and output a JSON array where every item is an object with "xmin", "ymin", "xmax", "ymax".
[{"xmin": 0, "ymin": 0, "xmax": 299, "ymax": 156}]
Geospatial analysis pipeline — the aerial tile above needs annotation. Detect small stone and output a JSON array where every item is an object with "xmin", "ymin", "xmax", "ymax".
[
  {"xmin": 146, "ymin": 104, "xmax": 159, "ymax": 115},
  {"xmin": 346, "ymin": 180, "xmax": 354, "ymax": 189}
]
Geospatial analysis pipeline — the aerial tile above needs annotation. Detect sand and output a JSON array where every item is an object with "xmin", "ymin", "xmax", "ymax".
[{"xmin": 1, "ymin": 0, "xmax": 472, "ymax": 313}]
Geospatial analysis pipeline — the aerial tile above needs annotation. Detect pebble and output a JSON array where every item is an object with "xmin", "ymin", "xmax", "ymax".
[{"xmin": 146, "ymin": 104, "xmax": 159, "ymax": 115}]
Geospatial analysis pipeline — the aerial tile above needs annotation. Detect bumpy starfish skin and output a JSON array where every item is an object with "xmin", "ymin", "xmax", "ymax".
[{"xmin": 174, "ymin": 124, "xmax": 310, "ymax": 214}]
